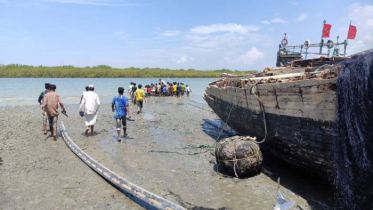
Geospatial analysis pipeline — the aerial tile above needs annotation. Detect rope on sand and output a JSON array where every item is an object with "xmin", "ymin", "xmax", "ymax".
[{"xmin": 60, "ymin": 122, "xmax": 186, "ymax": 210}]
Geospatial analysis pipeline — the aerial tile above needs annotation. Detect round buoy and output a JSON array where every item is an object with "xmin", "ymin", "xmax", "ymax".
[
  {"xmin": 215, "ymin": 136, "xmax": 263, "ymax": 178},
  {"xmin": 304, "ymin": 40, "xmax": 310, "ymax": 49},
  {"xmin": 327, "ymin": 40, "xmax": 334, "ymax": 49},
  {"xmin": 281, "ymin": 38, "xmax": 288, "ymax": 47}
]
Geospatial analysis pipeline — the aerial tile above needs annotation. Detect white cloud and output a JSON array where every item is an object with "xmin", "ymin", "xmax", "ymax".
[
  {"xmin": 172, "ymin": 56, "xmax": 194, "ymax": 64},
  {"xmin": 114, "ymin": 31, "xmax": 137, "ymax": 44},
  {"xmin": 41, "ymin": 0, "xmax": 136, "ymax": 6},
  {"xmin": 262, "ymin": 20, "xmax": 270, "ymax": 24},
  {"xmin": 184, "ymin": 32, "xmax": 272, "ymax": 49},
  {"xmin": 224, "ymin": 47, "xmax": 264, "ymax": 65},
  {"xmin": 297, "ymin": 13, "xmax": 307, "ymax": 21},
  {"xmin": 114, "ymin": 31, "xmax": 127, "ymax": 40},
  {"xmin": 160, "ymin": 30, "xmax": 181, "ymax": 37},
  {"xmin": 190, "ymin": 23, "xmax": 260, "ymax": 34},
  {"xmin": 347, "ymin": 4, "xmax": 373, "ymax": 53},
  {"xmin": 156, "ymin": 23, "xmax": 272, "ymax": 69},
  {"xmin": 290, "ymin": 1, "xmax": 297, "ymax": 6},
  {"xmin": 271, "ymin": 18, "xmax": 287, "ymax": 24}
]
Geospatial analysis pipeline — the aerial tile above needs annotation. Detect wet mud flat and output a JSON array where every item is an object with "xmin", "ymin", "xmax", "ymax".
[{"xmin": 0, "ymin": 97, "xmax": 333, "ymax": 209}]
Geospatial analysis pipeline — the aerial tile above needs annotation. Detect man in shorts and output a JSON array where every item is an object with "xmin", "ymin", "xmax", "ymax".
[
  {"xmin": 112, "ymin": 87, "xmax": 130, "ymax": 141},
  {"xmin": 38, "ymin": 83, "xmax": 51, "ymax": 135},
  {"xmin": 134, "ymin": 84, "xmax": 145, "ymax": 114},
  {"xmin": 43, "ymin": 84, "xmax": 66, "ymax": 140}
]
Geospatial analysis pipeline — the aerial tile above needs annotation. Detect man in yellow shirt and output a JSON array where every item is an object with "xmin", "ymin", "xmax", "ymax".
[
  {"xmin": 173, "ymin": 83, "xmax": 177, "ymax": 97},
  {"xmin": 134, "ymin": 84, "xmax": 146, "ymax": 114}
]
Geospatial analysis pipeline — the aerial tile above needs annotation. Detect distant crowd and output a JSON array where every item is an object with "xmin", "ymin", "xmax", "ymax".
[{"xmin": 128, "ymin": 79, "xmax": 192, "ymax": 99}]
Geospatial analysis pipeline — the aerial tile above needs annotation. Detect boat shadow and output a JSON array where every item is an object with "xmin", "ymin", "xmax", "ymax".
[
  {"xmin": 200, "ymin": 119, "xmax": 237, "ymax": 141},
  {"xmin": 201, "ymin": 118, "xmax": 334, "ymax": 209}
]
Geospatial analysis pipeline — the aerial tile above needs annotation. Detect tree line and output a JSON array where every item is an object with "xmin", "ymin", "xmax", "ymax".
[{"xmin": 0, "ymin": 64, "xmax": 256, "ymax": 78}]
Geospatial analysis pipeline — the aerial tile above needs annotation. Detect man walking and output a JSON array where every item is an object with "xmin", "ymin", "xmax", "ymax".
[
  {"xmin": 79, "ymin": 85, "xmax": 100, "ymax": 136},
  {"xmin": 134, "ymin": 84, "xmax": 145, "ymax": 114},
  {"xmin": 128, "ymin": 82, "xmax": 133, "ymax": 96},
  {"xmin": 131, "ymin": 83, "xmax": 137, "ymax": 104},
  {"xmin": 43, "ymin": 84, "xmax": 66, "ymax": 140},
  {"xmin": 186, "ymin": 85, "xmax": 192, "ymax": 97},
  {"xmin": 181, "ymin": 83, "xmax": 185, "ymax": 97},
  {"xmin": 80, "ymin": 86, "xmax": 88, "ymax": 104},
  {"xmin": 176, "ymin": 83, "xmax": 181, "ymax": 98},
  {"xmin": 38, "ymin": 83, "xmax": 51, "ymax": 135},
  {"xmin": 112, "ymin": 87, "xmax": 131, "ymax": 141}
]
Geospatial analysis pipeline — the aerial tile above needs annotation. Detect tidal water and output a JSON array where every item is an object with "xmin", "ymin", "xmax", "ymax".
[{"xmin": 0, "ymin": 78, "xmax": 217, "ymax": 106}]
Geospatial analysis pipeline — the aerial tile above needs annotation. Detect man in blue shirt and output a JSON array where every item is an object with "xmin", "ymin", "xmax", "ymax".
[
  {"xmin": 38, "ymin": 83, "xmax": 51, "ymax": 135},
  {"xmin": 112, "ymin": 87, "xmax": 131, "ymax": 141},
  {"xmin": 176, "ymin": 83, "xmax": 181, "ymax": 98}
]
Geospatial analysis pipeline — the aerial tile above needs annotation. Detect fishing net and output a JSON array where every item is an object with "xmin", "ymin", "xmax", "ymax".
[
  {"xmin": 215, "ymin": 136, "xmax": 263, "ymax": 178},
  {"xmin": 334, "ymin": 49, "xmax": 373, "ymax": 209}
]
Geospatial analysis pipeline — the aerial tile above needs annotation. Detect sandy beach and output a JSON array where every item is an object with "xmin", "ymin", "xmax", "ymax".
[{"xmin": 0, "ymin": 97, "xmax": 333, "ymax": 209}]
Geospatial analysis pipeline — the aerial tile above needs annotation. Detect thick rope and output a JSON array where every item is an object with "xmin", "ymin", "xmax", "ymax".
[
  {"xmin": 250, "ymin": 82, "xmax": 267, "ymax": 144},
  {"xmin": 60, "ymin": 122, "xmax": 186, "ymax": 210},
  {"xmin": 232, "ymin": 140, "xmax": 239, "ymax": 178}
]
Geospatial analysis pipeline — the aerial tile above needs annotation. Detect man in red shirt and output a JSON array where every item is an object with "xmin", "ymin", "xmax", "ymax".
[{"xmin": 43, "ymin": 84, "xmax": 66, "ymax": 140}]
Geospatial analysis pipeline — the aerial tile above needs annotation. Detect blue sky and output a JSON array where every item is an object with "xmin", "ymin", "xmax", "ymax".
[{"xmin": 0, "ymin": 0, "xmax": 372, "ymax": 70}]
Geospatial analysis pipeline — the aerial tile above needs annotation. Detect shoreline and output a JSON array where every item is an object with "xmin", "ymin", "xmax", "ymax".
[{"xmin": 0, "ymin": 97, "xmax": 333, "ymax": 209}]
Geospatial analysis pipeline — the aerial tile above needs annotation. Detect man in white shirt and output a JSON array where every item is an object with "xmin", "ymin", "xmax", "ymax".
[
  {"xmin": 80, "ymin": 86, "xmax": 88, "ymax": 104},
  {"xmin": 79, "ymin": 85, "xmax": 100, "ymax": 136},
  {"xmin": 127, "ymin": 82, "xmax": 133, "ymax": 95}
]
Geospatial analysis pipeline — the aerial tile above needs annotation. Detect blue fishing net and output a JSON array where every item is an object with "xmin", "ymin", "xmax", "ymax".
[{"xmin": 334, "ymin": 49, "xmax": 373, "ymax": 209}]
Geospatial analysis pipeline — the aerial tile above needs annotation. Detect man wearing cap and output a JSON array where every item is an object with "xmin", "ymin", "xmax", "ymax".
[
  {"xmin": 79, "ymin": 85, "xmax": 100, "ymax": 136},
  {"xmin": 43, "ymin": 84, "xmax": 66, "ymax": 140},
  {"xmin": 38, "ymin": 83, "xmax": 51, "ymax": 135}
]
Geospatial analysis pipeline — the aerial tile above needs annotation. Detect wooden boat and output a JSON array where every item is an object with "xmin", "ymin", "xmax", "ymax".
[{"xmin": 204, "ymin": 34, "xmax": 351, "ymax": 177}]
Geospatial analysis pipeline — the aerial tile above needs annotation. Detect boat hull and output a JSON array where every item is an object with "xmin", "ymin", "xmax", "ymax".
[{"xmin": 204, "ymin": 80, "xmax": 337, "ymax": 177}]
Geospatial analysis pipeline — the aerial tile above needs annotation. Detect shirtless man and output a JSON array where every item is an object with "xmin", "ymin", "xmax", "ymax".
[{"xmin": 43, "ymin": 84, "xmax": 66, "ymax": 140}]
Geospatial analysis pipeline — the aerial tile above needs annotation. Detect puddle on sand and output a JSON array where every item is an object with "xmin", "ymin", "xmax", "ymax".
[
  {"xmin": 99, "ymin": 136, "xmax": 119, "ymax": 156},
  {"xmin": 143, "ymin": 113, "xmax": 155, "ymax": 121}
]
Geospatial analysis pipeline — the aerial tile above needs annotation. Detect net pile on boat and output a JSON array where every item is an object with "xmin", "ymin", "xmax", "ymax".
[
  {"xmin": 334, "ymin": 49, "xmax": 373, "ymax": 209},
  {"xmin": 215, "ymin": 136, "xmax": 263, "ymax": 178}
]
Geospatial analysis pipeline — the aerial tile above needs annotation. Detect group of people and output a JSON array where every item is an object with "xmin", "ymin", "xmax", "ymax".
[
  {"xmin": 127, "ymin": 83, "xmax": 146, "ymax": 114},
  {"xmin": 38, "ymin": 83, "xmax": 131, "ymax": 141},
  {"xmin": 79, "ymin": 84, "xmax": 132, "ymax": 141},
  {"xmin": 129, "ymin": 79, "xmax": 192, "ymax": 99},
  {"xmin": 38, "ymin": 79, "xmax": 192, "ymax": 141}
]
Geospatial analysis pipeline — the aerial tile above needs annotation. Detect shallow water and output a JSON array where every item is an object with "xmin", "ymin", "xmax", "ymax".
[{"xmin": 0, "ymin": 78, "xmax": 217, "ymax": 106}]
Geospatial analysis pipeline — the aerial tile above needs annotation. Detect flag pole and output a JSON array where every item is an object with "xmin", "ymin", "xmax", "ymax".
[
  {"xmin": 344, "ymin": 21, "xmax": 351, "ymax": 57},
  {"xmin": 319, "ymin": 20, "xmax": 326, "ymax": 55}
]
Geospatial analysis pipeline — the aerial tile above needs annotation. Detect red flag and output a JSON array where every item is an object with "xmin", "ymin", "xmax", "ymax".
[
  {"xmin": 348, "ymin": 25, "xmax": 357, "ymax": 39},
  {"xmin": 322, "ymin": 24, "xmax": 332, "ymax": 38}
]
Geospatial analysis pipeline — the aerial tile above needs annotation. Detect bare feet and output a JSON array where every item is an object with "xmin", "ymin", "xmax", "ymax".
[
  {"xmin": 90, "ymin": 133, "xmax": 94, "ymax": 137},
  {"xmin": 85, "ymin": 129, "xmax": 89, "ymax": 135},
  {"xmin": 53, "ymin": 136, "xmax": 57, "ymax": 141}
]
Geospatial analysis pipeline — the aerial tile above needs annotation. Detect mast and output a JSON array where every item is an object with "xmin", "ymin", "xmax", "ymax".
[
  {"xmin": 319, "ymin": 20, "xmax": 326, "ymax": 55},
  {"xmin": 344, "ymin": 21, "xmax": 351, "ymax": 57}
]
